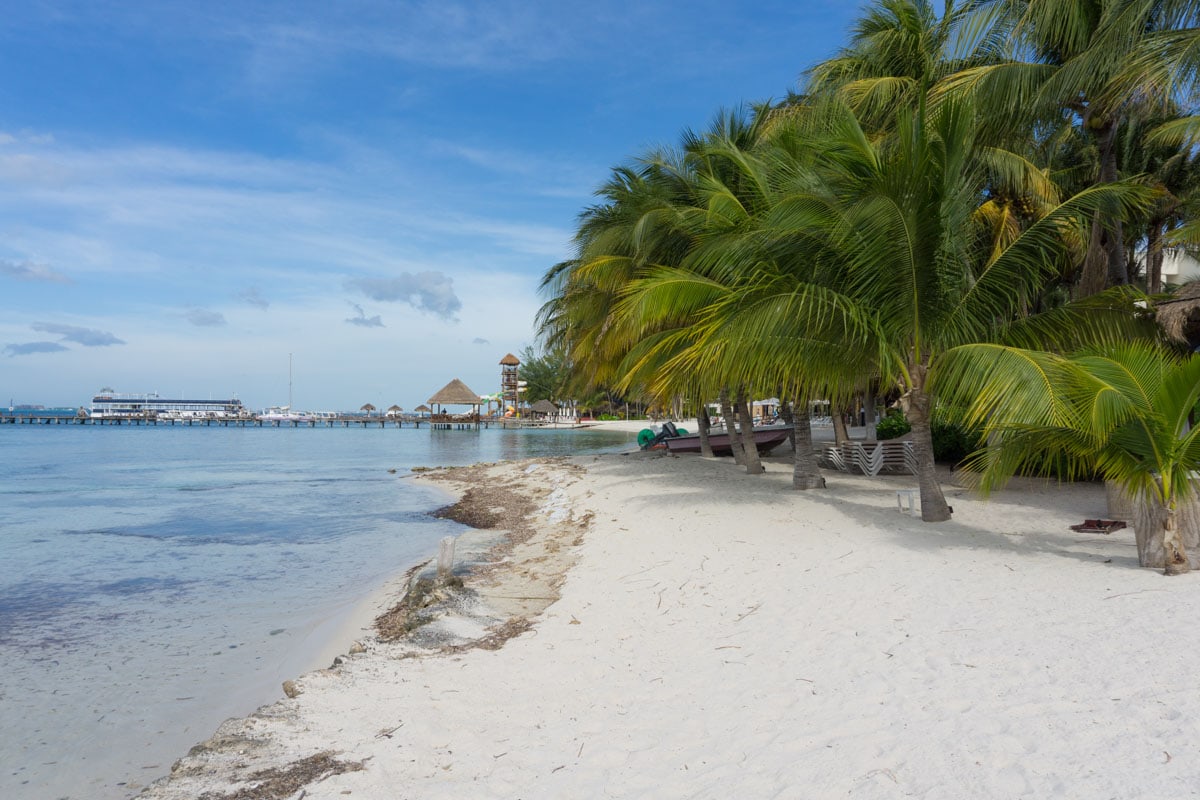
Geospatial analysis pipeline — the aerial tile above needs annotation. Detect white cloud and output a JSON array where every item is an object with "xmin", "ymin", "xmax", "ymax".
[
  {"xmin": 185, "ymin": 308, "xmax": 227, "ymax": 327},
  {"xmin": 237, "ymin": 287, "xmax": 270, "ymax": 309},
  {"xmin": 30, "ymin": 321, "xmax": 124, "ymax": 346},
  {"xmin": 4, "ymin": 341, "xmax": 69, "ymax": 356},
  {"xmin": 345, "ymin": 272, "xmax": 462, "ymax": 319},
  {"xmin": 345, "ymin": 302, "xmax": 384, "ymax": 328},
  {"xmin": 0, "ymin": 259, "xmax": 72, "ymax": 284}
]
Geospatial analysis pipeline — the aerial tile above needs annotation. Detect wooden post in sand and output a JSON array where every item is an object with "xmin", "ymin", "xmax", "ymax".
[{"xmin": 437, "ymin": 536, "xmax": 456, "ymax": 580}]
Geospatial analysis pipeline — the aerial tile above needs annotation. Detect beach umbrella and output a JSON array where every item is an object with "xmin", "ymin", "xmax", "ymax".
[{"xmin": 361, "ymin": 403, "xmax": 376, "ymax": 416}]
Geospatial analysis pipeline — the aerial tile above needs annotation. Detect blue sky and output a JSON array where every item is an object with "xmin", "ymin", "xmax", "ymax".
[{"xmin": 1, "ymin": 1, "xmax": 860, "ymax": 411}]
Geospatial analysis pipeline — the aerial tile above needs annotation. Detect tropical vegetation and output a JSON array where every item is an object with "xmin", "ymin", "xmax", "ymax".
[
  {"xmin": 935, "ymin": 341, "xmax": 1200, "ymax": 573},
  {"xmin": 536, "ymin": 0, "xmax": 1200, "ymax": 568}
]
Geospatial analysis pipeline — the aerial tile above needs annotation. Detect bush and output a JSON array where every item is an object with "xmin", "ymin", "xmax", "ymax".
[
  {"xmin": 875, "ymin": 410, "xmax": 982, "ymax": 466},
  {"xmin": 930, "ymin": 419, "xmax": 983, "ymax": 466},
  {"xmin": 875, "ymin": 409, "xmax": 911, "ymax": 440}
]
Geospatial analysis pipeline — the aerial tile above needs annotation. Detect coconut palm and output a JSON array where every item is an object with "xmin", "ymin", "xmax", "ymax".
[
  {"xmin": 935, "ymin": 0, "xmax": 1200, "ymax": 294},
  {"xmin": 668, "ymin": 95, "xmax": 1152, "ymax": 520},
  {"xmin": 541, "ymin": 109, "xmax": 796, "ymax": 475},
  {"xmin": 806, "ymin": 0, "xmax": 1000, "ymax": 131},
  {"xmin": 1118, "ymin": 112, "xmax": 1200, "ymax": 294},
  {"xmin": 934, "ymin": 340, "xmax": 1200, "ymax": 573}
]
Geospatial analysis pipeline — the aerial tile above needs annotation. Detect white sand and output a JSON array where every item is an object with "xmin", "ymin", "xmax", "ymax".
[{"xmin": 141, "ymin": 449, "xmax": 1200, "ymax": 799}]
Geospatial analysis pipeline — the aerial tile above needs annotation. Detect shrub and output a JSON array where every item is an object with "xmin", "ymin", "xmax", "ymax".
[
  {"xmin": 875, "ymin": 409, "xmax": 911, "ymax": 440},
  {"xmin": 930, "ymin": 419, "xmax": 983, "ymax": 466},
  {"xmin": 875, "ymin": 410, "xmax": 982, "ymax": 466}
]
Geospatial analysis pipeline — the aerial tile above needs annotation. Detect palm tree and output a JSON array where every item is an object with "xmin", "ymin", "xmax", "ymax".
[
  {"xmin": 934, "ymin": 341, "xmax": 1200, "ymax": 573},
  {"xmin": 672, "ymin": 96, "xmax": 1150, "ymax": 520},
  {"xmin": 541, "ymin": 109, "xmax": 793, "ymax": 475},
  {"xmin": 935, "ymin": 0, "xmax": 1200, "ymax": 294},
  {"xmin": 1119, "ymin": 112, "xmax": 1200, "ymax": 294},
  {"xmin": 806, "ymin": 0, "xmax": 998, "ymax": 131}
]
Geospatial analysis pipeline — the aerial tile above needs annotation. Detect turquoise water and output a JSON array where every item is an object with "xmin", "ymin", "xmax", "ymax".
[{"xmin": 0, "ymin": 425, "xmax": 635, "ymax": 800}]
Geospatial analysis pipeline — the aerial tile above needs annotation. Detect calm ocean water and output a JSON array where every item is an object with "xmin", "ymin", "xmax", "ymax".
[{"xmin": 0, "ymin": 424, "xmax": 635, "ymax": 800}]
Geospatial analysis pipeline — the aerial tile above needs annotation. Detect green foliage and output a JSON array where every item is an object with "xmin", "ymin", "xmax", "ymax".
[
  {"xmin": 933, "ymin": 341, "xmax": 1200, "ymax": 506},
  {"xmin": 876, "ymin": 409, "xmax": 980, "ymax": 465},
  {"xmin": 876, "ymin": 409, "xmax": 911, "ymax": 440},
  {"xmin": 930, "ymin": 418, "xmax": 982, "ymax": 466},
  {"xmin": 518, "ymin": 345, "xmax": 569, "ymax": 405}
]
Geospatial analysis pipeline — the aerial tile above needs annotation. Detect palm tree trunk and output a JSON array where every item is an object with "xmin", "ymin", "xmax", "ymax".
[
  {"xmin": 902, "ymin": 366, "xmax": 952, "ymax": 522},
  {"xmin": 1079, "ymin": 119, "xmax": 1128, "ymax": 296},
  {"xmin": 695, "ymin": 396, "xmax": 714, "ymax": 458},
  {"xmin": 719, "ymin": 387, "xmax": 745, "ymax": 464},
  {"xmin": 778, "ymin": 398, "xmax": 796, "ymax": 451},
  {"xmin": 863, "ymin": 391, "xmax": 878, "ymax": 440},
  {"xmin": 1079, "ymin": 211, "xmax": 1109, "ymax": 298},
  {"xmin": 790, "ymin": 402, "xmax": 825, "ymax": 490},
  {"xmin": 831, "ymin": 401, "xmax": 850, "ymax": 444},
  {"xmin": 735, "ymin": 388, "xmax": 764, "ymax": 475},
  {"xmin": 1162, "ymin": 506, "xmax": 1190, "ymax": 575},
  {"xmin": 1098, "ymin": 128, "xmax": 1128, "ymax": 287},
  {"xmin": 1147, "ymin": 219, "xmax": 1165, "ymax": 295},
  {"xmin": 1134, "ymin": 481, "xmax": 1198, "ymax": 573}
]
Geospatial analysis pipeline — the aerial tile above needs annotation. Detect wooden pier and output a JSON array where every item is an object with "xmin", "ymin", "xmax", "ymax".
[{"xmin": 0, "ymin": 413, "xmax": 469, "ymax": 428}]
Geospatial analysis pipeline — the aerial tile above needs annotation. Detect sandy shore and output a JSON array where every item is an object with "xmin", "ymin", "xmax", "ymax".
[{"xmin": 139, "ymin": 444, "xmax": 1200, "ymax": 799}]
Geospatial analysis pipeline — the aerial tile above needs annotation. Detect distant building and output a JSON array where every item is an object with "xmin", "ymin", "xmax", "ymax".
[{"xmin": 1137, "ymin": 247, "xmax": 1200, "ymax": 286}]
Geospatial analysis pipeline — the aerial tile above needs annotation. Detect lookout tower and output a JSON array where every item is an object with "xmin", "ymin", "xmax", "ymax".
[{"xmin": 500, "ymin": 352, "xmax": 520, "ymax": 414}]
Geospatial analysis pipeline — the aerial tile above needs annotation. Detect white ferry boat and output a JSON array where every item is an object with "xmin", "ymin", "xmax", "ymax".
[{"xmin": 89, "ymin": 391, "xmax": 246, "ymax": 419}]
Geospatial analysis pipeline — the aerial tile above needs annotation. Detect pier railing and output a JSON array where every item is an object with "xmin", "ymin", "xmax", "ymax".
[{"xmin": 1, "ymin": 411, "xmax": 589, "ymax": 430}]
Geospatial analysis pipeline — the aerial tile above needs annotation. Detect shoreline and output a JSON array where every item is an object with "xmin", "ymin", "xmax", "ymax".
[
  {"xmin": 139, "ymin": 446, "xmax": 1200, "ymax": 798},
  {"xmin": 137, "ymin": 455, "xmax": 593, "ymax": 798}
]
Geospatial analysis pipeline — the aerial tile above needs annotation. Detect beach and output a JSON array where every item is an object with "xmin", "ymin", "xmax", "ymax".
[{"xmin": 139, "ymin": 422, "xmax": 1200, "ymax": 799}]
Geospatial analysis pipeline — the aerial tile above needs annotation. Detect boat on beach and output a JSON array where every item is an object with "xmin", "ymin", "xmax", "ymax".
[{"xmin": 663, "ymin": 424, "xmax": 791, "ymax": 455}]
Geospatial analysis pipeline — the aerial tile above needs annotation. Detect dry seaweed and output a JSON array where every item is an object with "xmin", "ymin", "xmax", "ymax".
[{"xmin": 197, "ymin": 752, "xmax": 365, "ymax": 800}]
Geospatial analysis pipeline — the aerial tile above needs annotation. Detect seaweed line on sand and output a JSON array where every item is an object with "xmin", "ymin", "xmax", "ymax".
[
  {"xmin": 374, "ymin": 457, "xmax": 588, "ymax": 652},
  {"xmin": 196, "ymin": 751, "xmax": 366, "ymax": 800}
]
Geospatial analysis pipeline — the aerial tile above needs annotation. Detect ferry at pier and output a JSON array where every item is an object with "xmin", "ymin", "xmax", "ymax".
[{"xmin": 90, "ymin": 391, "xmax": 246, "ymax": 419}]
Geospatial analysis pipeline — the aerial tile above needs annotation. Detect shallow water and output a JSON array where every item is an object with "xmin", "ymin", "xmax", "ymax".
[{"xmin": 0, "ymin": 425, "xmax": 634, "ymax": 799}]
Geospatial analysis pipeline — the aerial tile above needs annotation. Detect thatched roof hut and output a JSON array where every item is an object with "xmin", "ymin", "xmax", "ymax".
[
  {"xmin": 428, "ymin": 379, "xmax": 481, "ymax": 407},
  {"xmin": 531, "ymin": 399, "xmax": 558, "ymax": 416},
  {"xmin": 499, "ymin": 353, "xmax": 520, "ymax": 366},
  {"xmin": 1156, "ymin": 281, "xmax": 1200, "ymax": 347},
  {"xmin": 360, "ymin": 403, "xmax": 376, "ymax": 415},
  {"xmin": 414, "ymin": 404, "xmax": 431, "ymax": 413}
]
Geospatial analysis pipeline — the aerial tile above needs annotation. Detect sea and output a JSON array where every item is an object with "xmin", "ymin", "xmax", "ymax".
[{"xmin": 0, "ymin": 424, "xmax": 636, "ymax": 800}]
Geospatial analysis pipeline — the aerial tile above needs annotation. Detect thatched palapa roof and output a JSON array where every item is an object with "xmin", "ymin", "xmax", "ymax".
[
  {"xmin": 531, "ymin": 399, "xmax": 558, "ymax": 414},
  {"xmin": 414, "ymin": 404, "xmax": 431, "ymax": 413},
  {"xmin": 499, "ymin": 353, "xmax": 520, "ymax": 366},
  {"xmin": 1156, "ymin": 281, "xmax": 1200, "ymax": 346},
  {"xmin": 428, "ymin": 378, "xmax": 481, "ymax": 406}
]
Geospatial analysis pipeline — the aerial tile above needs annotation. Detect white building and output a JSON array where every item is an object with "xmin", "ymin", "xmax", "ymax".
[{"xmin": 1136, "ymin": 247, "xmax": 1200, "ymax": 286}]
